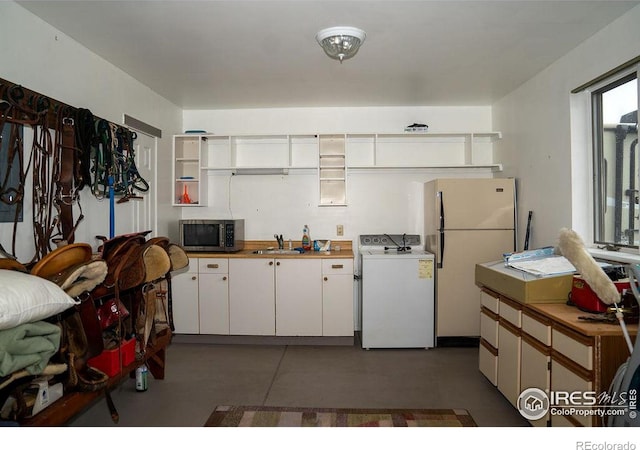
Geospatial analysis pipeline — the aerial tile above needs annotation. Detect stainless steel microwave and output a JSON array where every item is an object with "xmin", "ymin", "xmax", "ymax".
[{"xmin": 179, "ymin": 219, "xmax": 245, "ymax": 252}]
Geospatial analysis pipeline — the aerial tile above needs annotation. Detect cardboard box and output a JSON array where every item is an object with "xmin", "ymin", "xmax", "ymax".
[{"xmin": 475, "ymin": 260, "xmax": 573, "ymax": 304}]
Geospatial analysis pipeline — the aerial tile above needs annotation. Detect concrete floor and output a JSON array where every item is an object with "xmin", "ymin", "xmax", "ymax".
[{"xmin": 69, "ymin": 338, "xmax": 529, "ymax": 427}]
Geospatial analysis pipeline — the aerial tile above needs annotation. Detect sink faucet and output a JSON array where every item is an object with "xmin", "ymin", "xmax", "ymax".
[{"xmin": 274, "ymin": 234, "xmax": 284, "ymax": 249}]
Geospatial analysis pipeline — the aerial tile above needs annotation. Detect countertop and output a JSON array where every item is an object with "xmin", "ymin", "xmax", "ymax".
[
  {"xmin": 187, "ymin": 240, "xmax": 354, "ymax": 259},
  {"xmin": 526, "ymin": 302, "xmax": 638, "ymax": 337}
]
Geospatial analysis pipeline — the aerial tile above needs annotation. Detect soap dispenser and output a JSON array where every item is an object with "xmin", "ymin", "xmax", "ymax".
[{"xmin": 302, "ymin": 225, "xmax": 311, "ymax": 251}]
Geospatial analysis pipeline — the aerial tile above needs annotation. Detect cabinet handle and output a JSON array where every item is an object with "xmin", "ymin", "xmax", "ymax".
[
  {"xmin": 276, "ymin": 261, "xmax": 280, "ymax": 266},
  {"xmin": 269, "ymin": 261, "xmax": 274, "ymax": 266},
  {"xmin": 222, "ymin": 276, "xmax": 227, "ymax": 281},
  {"xmin": 324, "ymin": 276, "xmax": 328, "ymax": 281},
  {"xmin": 207, "ymin": 264, "xmax": 219, "ymax": 269},
  {"xmin": 331, "ymin": 264, "xmax": 344, "ymax": 269},
  {"xmin": 191, "ymin": 276, "xmax": 197, "ymax": 281}
]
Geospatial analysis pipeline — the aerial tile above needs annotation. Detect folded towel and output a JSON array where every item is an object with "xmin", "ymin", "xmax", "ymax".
[{"xmin": 0, "ymin": 321, "xmax": 61, "ymax": 377}]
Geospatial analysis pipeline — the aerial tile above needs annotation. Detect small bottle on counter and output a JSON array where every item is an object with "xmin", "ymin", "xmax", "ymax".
[{"xmin": 302, "ymin": 225, "xmax": 311, "ymax": 251}]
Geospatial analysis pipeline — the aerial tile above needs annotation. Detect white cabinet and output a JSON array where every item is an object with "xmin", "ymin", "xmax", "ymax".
[
  {"xmin": 497, "ymin": 298, "xmax": 522, "ymax": 408},
  {"xmin": 321, "ymin": 259, "xmax": 354, "ymax": 336},
  {"xmin": 520, "ymin": 310, "xmax": 552, "ymax": 427},
  {"xmin": 477, "ymin": 289, "xmax": 634, "ymax": 428},
  {"xmin": 550, "ymin": 325, "xmax": 596, "ymax": 427},
  {"xmin": 172, "ymin": 134, "xmax": 209, "ymax": 206},
  {"xmin": 181, "ymin": 255, "xmax": 356, "ymax": 338},
  {"xmin": 228, "ymin": 258, "xmax": 276, "ymax": 335},
  {"xmin": 479, "ymin": 290, "xmax": 500, "ymax": 385},
  {"xmin": 170, "ymin": 260, "xmax": 200, "ymax": 333},
  {"xmin": 198, "ymin": 258, "xmax": 229, "ymax": 335},
  {"xmin": 497, "ymin": 320, "xmax": 521, "ymax": 408},
  {"xmin": 275, "ymin": 259, "xmax": 323, "ymax": 336}
]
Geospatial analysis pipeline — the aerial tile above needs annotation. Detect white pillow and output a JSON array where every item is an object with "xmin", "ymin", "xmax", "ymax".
[{"xmin": 0, "ymin": 270, "xmax": 79, "ymax": 331}]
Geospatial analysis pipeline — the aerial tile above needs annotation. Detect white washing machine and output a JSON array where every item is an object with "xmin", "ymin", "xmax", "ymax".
[{"xmin": 359, "ymin": 234, "xmax": 435, "ymax": 349}]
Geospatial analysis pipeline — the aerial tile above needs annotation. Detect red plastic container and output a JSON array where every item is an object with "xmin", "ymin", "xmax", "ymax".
[
  {"xmin": 87, "ymin": 338, "xmax": 136, "ymax": 377},
  {"xmin": 571, "ymin": 275, "xmax": 630, "ymax": 313}
]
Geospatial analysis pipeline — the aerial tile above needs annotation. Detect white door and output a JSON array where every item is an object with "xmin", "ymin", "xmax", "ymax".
[
  {"xmin": 275, "ymin": 259, "xmax": 322, "ymax": 336},
  {"xmin": 437, "ymin": 178, "xmax": 515, "ymax": 230},
  {"xmin": 113, "ymin": 130, "xmax": 156, "ymax": 235},
  {"xmin": 228, "ymin": 259, "xmax": 275, "ymax": 335},
  {"xmin": 198, "ymin": 273, "xmax": 229, "ymax": 334},
  {"xmin": 436, "ymin": 229, "xmax": 514, "ymax": 337},
  {"xmin": 131, "ymin": 130, "xmax": 155, "ymax": 234},
  {"xmin": 170, "ymin": 260, "xmax": 199, "ymax": 334},
  {"xmin": 497, "ymin": 322, "xmax": 521, "ymax": 407},
  {"xmin": 521, "ymin": 339, "xmax": 550, "ymax": 426}
]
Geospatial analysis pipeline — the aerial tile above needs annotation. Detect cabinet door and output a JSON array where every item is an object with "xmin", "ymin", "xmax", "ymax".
[
  {"xmin": 170, "ymin": 261, "xmax": 199, "ymax": 333},
  {"xmin": 228, "ymin": 259, "xmax": 275, "ymax": 335},
  {"xmin": 551, "ymin": 359, "xmax": 594, "ymax": 427},
  {"xmin": 322, "ymin": 260, "xmax": 354, "ymax": 336},
  {"xmin": 521, "ymin": 338, "xmax": 550, "ymax": 426},
  {"xmin": 198, "ymin": 273, "xmax": 229, "ymax": 334},
  {"xmin": 497, "ymin": 321, "xmax": 521, "ymax": 407},
  {"xmin": 275, "ymin": 259, "xmax": 322, "ymax": 336}
]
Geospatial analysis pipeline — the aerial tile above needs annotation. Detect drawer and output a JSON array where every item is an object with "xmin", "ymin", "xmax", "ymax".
[
  {"xmin": 480, "ymin": 291, "xmax": 500, "ymax": 314},
  {"xmin": 499, "ymin": 299, "xmax": 521, "ymax": 327},
  {"xmin": 198, "ymin": 258, "xmax": 229, "ymax": 274},
  {"xmin": 522, "ymin": 312, "xmax": 551, "ymax": 346},
  {"xmin": 322, "ymin": 259, "xmax": 353, "ymax": 275},
  {"xmin": 552, "ymin": 329, "xmax": 593, "ymax": 370},
  {"xmin": 551, "ymin": 359, "xmax": 594, "ymax": 427},
  {"xmin": 183, "ymin": 258, "xmax": 199, "ymax": 273},
  {"xmin": 479, "ymin": 340, "xmax": 498, "ymax": 386},
  {"xmin": 480, "ymin": 310, "xmax": 499, "ymax": 348}
]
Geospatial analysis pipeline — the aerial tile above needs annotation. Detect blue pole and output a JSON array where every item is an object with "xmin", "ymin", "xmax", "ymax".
[{"xmin": 109, "ymin": 175, "xmax": 115, "ymax": 239}]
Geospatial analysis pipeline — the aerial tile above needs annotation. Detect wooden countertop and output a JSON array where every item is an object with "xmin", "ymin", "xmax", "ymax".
[
  {"xmin": 526, "ymin": 302, "xmax": 638, "ymax": 337},
  {"xmin": 187, "ymin": 240, "xmax": 354, "ymax": 259}
]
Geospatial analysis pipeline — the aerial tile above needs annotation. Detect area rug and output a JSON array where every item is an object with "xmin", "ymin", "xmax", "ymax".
[{"xmin": 204, "ymin": 405, "xmax": 477, "ymax": 427}]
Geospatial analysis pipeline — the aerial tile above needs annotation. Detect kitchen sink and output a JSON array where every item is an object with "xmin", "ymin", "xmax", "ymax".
[{"xmin": 253, "ymin": 249, "xmax": 303, "ymax": 255}]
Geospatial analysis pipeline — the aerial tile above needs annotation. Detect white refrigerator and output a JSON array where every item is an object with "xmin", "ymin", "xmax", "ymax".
[{"xmin": 424, "ymin": 178, "xmax": 516, "ymax": 338}]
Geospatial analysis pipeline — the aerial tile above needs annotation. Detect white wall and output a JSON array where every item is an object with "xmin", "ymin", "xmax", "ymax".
[
  {"xmin": 183, "ymin": 107, "xmax": 496, "ymax": 252},
  {"xmin": 493, "ymin": 4, "xmax": 640, "ymax": 250},
  {"xmin": 0, "ymin": 2, "xmax": 182, "ymax": 261}
]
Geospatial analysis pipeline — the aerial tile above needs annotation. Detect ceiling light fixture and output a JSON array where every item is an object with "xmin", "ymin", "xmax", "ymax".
[{"xmin": 315, "ymin": 26, "xmax": 366, "ymax": 63}]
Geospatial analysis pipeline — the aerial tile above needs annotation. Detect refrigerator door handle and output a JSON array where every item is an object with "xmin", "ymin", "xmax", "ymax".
[
  {"xmin": 438, "ymin": 191, "xmax": 444, "ymax": 268},
  {"xmin": 439, "ymin": 230, "xmax": 445, "ymax": 268}
]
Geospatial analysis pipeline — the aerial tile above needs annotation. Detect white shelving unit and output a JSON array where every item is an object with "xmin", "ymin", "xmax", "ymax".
[
  {"xmin": 200, "ymin": 134, "xmax": 318, "ymax": 171},
  {"xmin": 319, "ymin": 134, "xmax": 346, "ymax": 206},
  {"xmin": 172, "ymin": 134, "xmax": 209, "ymax": 206},
  {"xmin": 345, "ymin": 132, "xmax": 502, "ymax": 169},
  {"xmin": 172, "ymin": 131, "xmax": 502, "ymax": 207}
]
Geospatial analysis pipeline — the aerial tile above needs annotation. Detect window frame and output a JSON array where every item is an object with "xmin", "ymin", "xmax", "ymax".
[{"xmin": 589, "ymin": 65, "xmax": 639, "ymax": 250}]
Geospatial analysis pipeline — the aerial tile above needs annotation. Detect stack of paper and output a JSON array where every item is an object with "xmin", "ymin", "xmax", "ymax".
[{"xmin": 507, "ymin": 255, "xmax": 576, "ymax": 277}]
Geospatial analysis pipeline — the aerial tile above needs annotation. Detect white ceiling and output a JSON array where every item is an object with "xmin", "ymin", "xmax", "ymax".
[{"xmin": 17, "ymin": 0, "xmax": 640, "ymax": 110}]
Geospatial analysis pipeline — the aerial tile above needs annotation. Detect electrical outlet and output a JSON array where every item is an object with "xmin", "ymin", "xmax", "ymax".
[{"xmin": 336, "ymin": 224, "xmax": 344, "ymax": 236}]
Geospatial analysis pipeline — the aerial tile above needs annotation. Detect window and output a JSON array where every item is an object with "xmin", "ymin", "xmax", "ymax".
[{"xmin": 592, "ymin": 69, "xmax": 639, "ymax": 248}]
